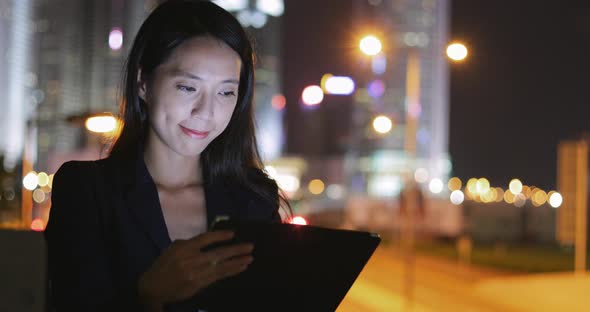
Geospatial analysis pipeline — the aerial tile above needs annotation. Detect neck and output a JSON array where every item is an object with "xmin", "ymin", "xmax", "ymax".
[{"xmin": 143, "ymin": 136, "xmax": 202, "ymax": 189}]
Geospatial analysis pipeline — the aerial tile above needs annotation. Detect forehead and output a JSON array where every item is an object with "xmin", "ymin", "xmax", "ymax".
[{"xmin": 161, "ymin": 36, "xmax": 242, "ymax": 77}]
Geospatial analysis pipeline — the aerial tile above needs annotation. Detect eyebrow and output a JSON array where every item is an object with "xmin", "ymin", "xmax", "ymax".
[{"xmin": 170, "ymin": 69, "xmax": 239, "ymax": 84}]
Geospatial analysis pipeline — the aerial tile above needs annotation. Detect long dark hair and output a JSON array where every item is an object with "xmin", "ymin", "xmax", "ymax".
[{"xmin": 109, "ymin": 0, "xmax": 290, "ymax": 218}]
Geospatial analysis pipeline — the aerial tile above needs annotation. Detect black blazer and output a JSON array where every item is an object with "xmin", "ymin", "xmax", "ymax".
[{"xmin": 44, "ymin": 152, "xmax": 281, "ymax": 312}]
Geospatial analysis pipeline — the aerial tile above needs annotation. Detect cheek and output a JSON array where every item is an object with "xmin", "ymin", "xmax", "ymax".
[{"xmin": 217, "ymin": 104, "xmax": 237, "ymax": 129}]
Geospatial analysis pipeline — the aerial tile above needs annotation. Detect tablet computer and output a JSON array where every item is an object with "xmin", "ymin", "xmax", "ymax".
[{"xmin": 181, "ymin": 218, "xmax": 381, "ymax": 311}]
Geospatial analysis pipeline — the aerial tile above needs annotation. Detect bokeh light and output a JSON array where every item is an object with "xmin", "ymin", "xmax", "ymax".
[
  {"xmin": 446, "ymin": 42, "xmax": 467, "ymax": 61},
  {"xmin": 31, "ymin": 218, "xmax": 45, "ymax": 232},
  {"xmin": 301, "ymin": 85, "xmax": 323, "ymax": 106},
  {"xmin": 476, "ymin": 178, "xmax": 490, "ymax": 194},
  {"xmin": 466, "ymin": 178, "xmax": 478, "ymax": 195},
  {"xmin": 271, "ymin": 94, "xmax": 286, "ymax": 111},
  {"xmin": 509, "ymin": 179, "xmax": 523, "ymax": 195},
  {"xmin": 514, "ymin": 193, "xmax": 526, "ymax": 207},
  {"xmin": 414, "ymin": 168, "xmax": 429, "ymax": 184},
  {"xmin": 308, "ymin": 179, "xmax": 325, "ymax": 195},
  {"xmin": 429, "ymin": 178, "xmax": 444, "ymax": 194},
  {"xmin": 324, "ymin": 76, "xmax": 355, "ymax": 95},
  {"xmin": 447, "ymin": 177, "xmax": 462, "ymax": 191},
  {"xmin": 33, "ymin": 189, "xmax": 46, "ymax": 203},
  {"xmin": 372, "ymin": 115, "xmax": 393, "ymax": 134},
  {"xmin": 37, "ymin": 172, "xmax": 49, "ymax": 187},
  {"xmin": 450, "ymin": 190, "xmax": 465, "ymax": 205},
  {"xmin": 290, "ymin": 216, "xmax": 308, "ymax": 225},
  {"xmin": 108, "ymin": 28, "xmax": 123, "ymax": 50},
  {"xmin": 549, "ymin": 192, "xmax": 563, "ymax": 208},
  {"xmin": 86, "ymin": 115, "xmax": 118, "ymax": 133},
  {"xmin": 360, "ymin": 35, "xmax": 382, "ymax": 56},
  {"xmin": 23, "ymin": 171, "xmax": 38, "ymax": 191}
]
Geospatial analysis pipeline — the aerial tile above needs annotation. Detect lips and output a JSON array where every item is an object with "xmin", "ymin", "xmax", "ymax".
[{"xmin": 180, "ymin": 125, "xmax": 210, "ymax": 139}]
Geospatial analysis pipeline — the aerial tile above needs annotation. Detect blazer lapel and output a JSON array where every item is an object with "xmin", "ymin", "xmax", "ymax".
[
  {"xmin": 126, "ymin": 180, "xmax": 172, "ymax": 251},
  {"xmin": 120, "ymin": 152, "xmax": 172, "ymax": 252},
  {"xmin": 204, "ymin": 181, "xmax": 238, "ymax": 228}
]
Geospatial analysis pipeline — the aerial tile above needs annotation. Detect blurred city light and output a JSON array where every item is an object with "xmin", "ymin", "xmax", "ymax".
[
  {"xmin": 275, "ymin": 173, "xmax": 300, "ymax": 193},
  {"xmin": 466, "ymin": 178, "xmax": 477, "ymax": 194},
  {"xmin": 37, "ymin": 172, "xmax": 49, "ymax": 187},
  {"xmin": 256, "ymin": 0, "xmax": 284, "ymax": 17},
  {"xmin": 48, "ymin": 174, "xmax": 54, "ymax": 189},
  {"xmin": 371, "ymin": 53, "xmax": 387, "ymax": 75},
  {"xmin": 450, "ymin": 190, "xmax": 465, "ymax": 205},
  {"xmin": 476, "ymin": 178, "xmax": 490, "ymax": 194},
  {"xmin": 368, "ymin": 174, "xmax": 401, "ymax": 197},
  {"xmin": 448, "ymin": 177, "xmax": 462, "ymax": 191},
  {"xmin": 85, "ymin": 115, "xmax": 118, "ymax": 133},
  {"xmin": 31, "ymin": 218, "xmax": 45, "ymax": 232},
  {"xmin": 308, "ymin": 179, "xmax": 325, "ymax": 195},
  {"xmin": 509, "ymin": 179, "xmax": 523, "ymax": 195},
  {"xmin": 324, "ymin": 76, "xmax": 355, "ymax": 95},
  {"xmin": 290, "ymin": 216, "xmax": 308, "ymax": 225},
  {"xmin": 212, "ymin": 0, "xmax": 248, "ymax": 11},
  {"xmin": 326, "ymin": 184, "xmax": 345, "ymax": 200},
  {"xmin": 367, "ymin": 79, "xmax": 386, "ymax": 98},
  {"xmin": 495, "ymin": 187, "xmax": 505, "ymax": 202},
  {"xmin": 264, "ymin": 165, "xmax": 277, "ymax": 178},
  {"xmin": 446, "ymin": 42, "xmax": 468, "ymax": 61},
  {"xmin": 301, "ymin": 85, "xmax": 323, "ymax": 106},
  {"xmin": 504, "ymin": 190, "xmax": 516, "ymax": 204},
  {"xmin": 33, "ymin": 189, "xmax": 46, "ymax": 203},
  {"xmin": 514, "ymin": 193, "xmax": 526, "ymax": 207},
  {"xmin": 532, "ymin": 189, "xmax": 548, "ymax": 207},
  {"xmin": 271, "ymin": 94, "xmax": 286, "ymax": 111},
  {"xmin": 372, "ymin": 115, "xmax": 393, "ymax": 134},
  {"xmin": 429, "ymin": 178, "xmax": 444, "ymax": 194},
  {"xmin": 360, "ymin": 35, "xmax": 382, "ymax": 56},
  {"xmin": 108, "ymin": 28, "xmax": 123, "ymax": 51},
  {"xmin": 414, "ymin": 168, "xmax": 429, "ymax": 184},
  {"xmin": 23, "ymin": 171, "xmax": 38, "ymax": 191},
  {"xmin": 549, "ymin": 192, "xmax": 563, "ymax": 208}
]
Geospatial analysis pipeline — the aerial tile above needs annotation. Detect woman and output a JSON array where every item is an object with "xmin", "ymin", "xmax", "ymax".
[{"xmin": 44, "ymin": 1, "xmax": 288, "ymax": 311}]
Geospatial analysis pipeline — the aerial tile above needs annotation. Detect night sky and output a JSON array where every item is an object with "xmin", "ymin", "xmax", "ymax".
[
  {"xmin": 282, "ymin": 1, "xmax": 590, "ymax": 190},
  {"xmin": 449, "ymin": 1, "xmax": 590, "ymax": 190}
]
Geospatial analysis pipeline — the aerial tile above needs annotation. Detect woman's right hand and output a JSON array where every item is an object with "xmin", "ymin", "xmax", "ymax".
[{"xmin": 137, "ymin": 231, "xmax": 253, "ymax": 311}]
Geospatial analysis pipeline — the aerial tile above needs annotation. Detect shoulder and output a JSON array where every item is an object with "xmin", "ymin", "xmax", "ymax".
[{"xmin": 53, "ymin": 160, "xmax": 97, "ymax": 186}]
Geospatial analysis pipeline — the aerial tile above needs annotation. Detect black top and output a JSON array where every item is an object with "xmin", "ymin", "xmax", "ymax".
[{"xmin": 44, "ymin": 151, "xmax": 280, "ymax": 312}]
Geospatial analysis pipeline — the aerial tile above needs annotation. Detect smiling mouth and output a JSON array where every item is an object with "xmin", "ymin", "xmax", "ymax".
[{"xmin": 180, "ymin": 125, "xmax": 210, "ymax": 139}]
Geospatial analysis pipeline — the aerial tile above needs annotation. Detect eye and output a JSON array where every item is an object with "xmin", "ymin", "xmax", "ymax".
[
  {"xmin": 176, "ymin": 85, "xmax": 196, "ymax": 92},
  {"xmin": 219, "ymin": 90, "xmax": 237, "ymax": 97}
]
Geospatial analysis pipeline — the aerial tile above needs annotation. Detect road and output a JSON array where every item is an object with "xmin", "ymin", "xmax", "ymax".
[{"xmin": 337, "ymin": 245, "xmax": 519, "ymax": 312}]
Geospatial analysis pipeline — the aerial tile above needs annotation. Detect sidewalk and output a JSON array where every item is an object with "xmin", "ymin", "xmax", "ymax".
[{"xmin": 475, "ymin": 272, "xmax": 590, "ymax": 312}]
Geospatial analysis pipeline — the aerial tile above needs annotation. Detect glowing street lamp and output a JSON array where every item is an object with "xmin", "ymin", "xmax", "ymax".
[
  {"xmin": 360, "ymin": 35, "xmax": 382, "ymax": 56},
  {"xmin": 85, "ymin": 115, "xmax": 118, "ymax": 133},
  {"xmin": 372, "ymin": 115, "xmax": 393, "ymax": 134},
  {"xmin": 446, "ymin": 42, "xmax": 468, "ymax": 61},
  {"xmin": 301, "ymin": 85, "xmax": 324, "ymax": 106}
]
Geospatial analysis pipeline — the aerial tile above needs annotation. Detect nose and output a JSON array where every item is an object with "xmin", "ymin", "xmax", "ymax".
[{"xmin": 190, "ymin": 89, "xmax": 214, "ymax": 120}]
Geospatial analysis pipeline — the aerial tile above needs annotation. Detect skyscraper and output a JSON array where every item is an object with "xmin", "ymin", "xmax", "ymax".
[{"xmin": 348, "ymin": 0, "xmax": 451, "ymax": 198}]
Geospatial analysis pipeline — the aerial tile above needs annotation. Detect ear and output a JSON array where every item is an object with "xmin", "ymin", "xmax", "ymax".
[{"xmin": 137, "ymin": 69, "xmax": 147, "ymax": 101}]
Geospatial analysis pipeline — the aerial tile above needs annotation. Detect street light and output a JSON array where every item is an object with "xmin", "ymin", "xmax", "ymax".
[
  {"xmin": 359, "ymin": 35, "xmax": 382, "ymax": 56},
  {"xmin": 85, "ymin": 114, "xmax": 118, "ymax": 134},
  {"xmin": 446, "ymin": 42, "xmax": 468, "ymax": 61},
  {"xmin": 372, "ymin": 115, "xmax": 393, "ymax": 134}
]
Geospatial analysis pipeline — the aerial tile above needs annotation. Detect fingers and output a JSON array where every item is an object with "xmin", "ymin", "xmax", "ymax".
[
  {"xmin": 201, "ymin": 242, "xmax": 254, "ymax": 263},
  {"xmin": 185, "ymin": 230, "xmax": 235, "ymax": 248},
  {"xmin": 189, "ymin": 255, "xmax": 253, "ymax": 291}
]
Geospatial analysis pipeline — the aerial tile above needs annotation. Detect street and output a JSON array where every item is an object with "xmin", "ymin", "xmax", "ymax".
[{"xmin": 338, "ymin": 244, "xmax": 517, "ymax": 312}]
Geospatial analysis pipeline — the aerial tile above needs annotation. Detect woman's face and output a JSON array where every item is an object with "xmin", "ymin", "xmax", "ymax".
[{"xmin": 140, "ymin": 36, "xmax": 242, "ymax": 157}]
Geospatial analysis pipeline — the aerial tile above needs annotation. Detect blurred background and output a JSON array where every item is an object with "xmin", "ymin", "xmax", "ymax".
[{"xmin": 1, "ymin": 0, "xmax": 589, "ymax": 310}]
